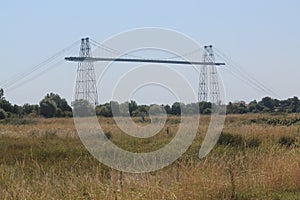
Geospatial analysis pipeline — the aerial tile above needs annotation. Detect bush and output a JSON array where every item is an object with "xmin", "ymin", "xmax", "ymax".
[
  {"xmin": 64, "ymin": 111, "xmax": 73, "ymax": 118},
  {"xmin": 203, "ymin": 108, "xmax": 212, "ymax": 114},
  {"xmin": 40, "ymin": 98, "xmax": 57, "ymax": 118},
  {"xmin": 72, "ymin": 99, "xmax": 94, "ymax": 117},
  {"xmin": 0, "ymin": 118, "xmax": 36, "ymax": 125},
  {"xmin": 278, "ymin": 136, "xmax": 297, "ymax": 147},
  {"xmin": 27, "ymin": 112, "xmax": 39, "ymax": 118},
  {"xmin": 0, "ymin": 108, "xmax": 8, "ymax": 120},
  {"xmin": 56, "ymin": 108, "xmax": 64, "ymax": 117},
  {"xmin": 166, "ymin": 118, "xmax": 181, "ymax": 124},
  {"xmin": 217, "ymin": 132, "xmax": 244, "ymax": 147},
  {"xmin": 246, "ymin": 138, "xmax": 261, "ymax": 148}
]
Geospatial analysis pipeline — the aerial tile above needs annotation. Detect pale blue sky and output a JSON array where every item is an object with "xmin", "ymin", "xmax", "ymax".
[{"xmin": 0, "ymin": 0, "xmax": 299, "ymax": 105}]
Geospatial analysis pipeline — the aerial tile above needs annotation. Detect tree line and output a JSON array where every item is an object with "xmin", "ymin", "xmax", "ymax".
[
  {"xmin": 0, "ymin": 90, "xmax": 72, "ymax": 119},
  {"xmin": 1, "ymin": 88, "xmax": 300, "ymax": 119}
]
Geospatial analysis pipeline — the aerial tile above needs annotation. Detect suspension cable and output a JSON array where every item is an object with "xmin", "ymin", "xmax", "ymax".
[
  {"xmin": 1, "ymin": 41, "xmax": 79, "ymax": 91},
  {"xmin": 214, "ymin": 47, "xmax": 278, "ymax": 97}
]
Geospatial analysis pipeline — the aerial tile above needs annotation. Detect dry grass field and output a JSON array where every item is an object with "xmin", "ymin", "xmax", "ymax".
[{"xmin": 0, "ymin": 114, "xmax": 300, "ymax": 199}]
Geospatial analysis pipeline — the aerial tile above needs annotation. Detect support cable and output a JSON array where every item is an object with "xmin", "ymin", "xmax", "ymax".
[
  {"xmin": 0, "ymin": 41, "xmax": 79, "ymax": 89},
  {"xmin": 214, "ymin": 48, "xmax": 278, "ymax": 97}
]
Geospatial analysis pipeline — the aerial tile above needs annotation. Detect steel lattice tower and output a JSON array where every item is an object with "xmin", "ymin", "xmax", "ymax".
[
  {"xmin": 75, "ymin": 38, "xmax": 98, "ymax": 105},
  {"xmin": 198, "ymin": 49, "xmax": 208, "ymax": 102},
  {"xmin": 198, "ymin": 45, "xmax": 220, "ymax": 104}
]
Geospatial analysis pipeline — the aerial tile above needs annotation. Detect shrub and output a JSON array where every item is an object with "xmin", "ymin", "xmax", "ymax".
[
  {"xmin": 64, "ymin": 111, "xmax": 73, "ymax": 118},
  {"xmin": 203, "ymin": 108, "xmax": 212, "ymax": 114},
  {"xmin": 0, "ymin": 108, "xmax": 8, "ymax": 120},
  {"xmin": 72, "ymin": 99, "xmax": 94, "ymax": 117},
  {"xmin": 27, "ymin": 112, "xmax": 39, "ymax": 118},
  {"xmin": 246, "ymin": 138, "xmax": 261, "ymax": 148},
  {"xmin": 278, "ymin": 136, "xmax": 297, "ymax": 147},
  {"xmin": 0, "ymin": 118, "xmax": 36, "ymax": 125},
  {"xmin": 217, "ymin": 132, "xmax": 244, "ymax": 147},
  {"xmin": 166, "ymin": 118, "xmax": 181, "ymax": 124},
  {"xmin": 56, "ymin": 108, "xmax": 64, "ymax": 117},
  {"xmin": 40, "ymin": 98, "xmax": 57, "ymax": 118}
]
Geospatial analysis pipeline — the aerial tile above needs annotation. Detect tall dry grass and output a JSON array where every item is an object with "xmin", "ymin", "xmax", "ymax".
[{"xmin": 0, "ymin": 114, "xmax": 300, "ymax": 199}]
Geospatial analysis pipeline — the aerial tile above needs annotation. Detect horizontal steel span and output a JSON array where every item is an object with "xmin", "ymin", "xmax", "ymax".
[{"xmin": 65, "ymin": 57, "xmax": 225, "ymax": 66}]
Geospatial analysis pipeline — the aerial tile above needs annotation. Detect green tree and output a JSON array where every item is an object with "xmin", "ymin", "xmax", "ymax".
[
  {"xmin": 237, "ymin": 103, "xmax": 248, "ymax": 114},
  {"xmin": 72, "ymin": 99, "xmax": 94, "ymax": 117},
  {"xmin": 226, "ymin": 102, "xmax": 248, "ymax": 114},
  {"xmin": 287, "ymin": 96, "xmax": 299, "ymax": 113},
  {"xmin": 163, "ymin": 104, "xmax": 172, "ymax": 115},
  {"xmin": 13, "ymin": 104, "xmax": 23, "ymax": 116},
  {"xmin": 0, "ymin": 89, "xmax": 14, "ymax": 114},
  {"xmin": 203, "ymin": 107, "xmax": 212, "ymax": 114},
  {"xmin": 186, "ymin": 103, "xmax": 199, "ymax": 115},
  {"xmin": 39, "ymin": 93, "xmax": 72, "ymax": 117},
  {"xmin": 199, "ymin": 102, "xmax": 212, "ymax": 114},
  {"xmin": 46, "ymin": 93, "xmax": 72, "ymax": 112},
  {"xmin": 128, "ymin": 100, "xmax": 138, "ymax": 116},
  {"xmin": 135, "ymin": 105, "xmax": 149, "ymax": 116},
  {"xmin": 172, "ymin": 102, "xmax": 181, "ymax": 115},
  {"xmin": 22, "ymin": 103, "xmax": 39, "ymax": 115},
  {"xmin": 0, "ymin": 88, "xmax": 3, "ymax": 99},
  {"xmin": 248, "ymin": 100, "xmax": 258, "ymax": 113},
  {"xmin": 0, "ymin": 108, "xmax": 7, "ymax": 119},
  {"xmin": 39, "ymin": 98, "xmax": 57, "ymax": 118},
  {"xmin": 180, "ymin": 103, "xmax": 186, "ymax": 114},
  {"xmin": 149, "ymin": 104, "xmax": 165, "ymax": 115},
  {"xmin": 110, "ymin": 101, "xmax": 120, "ymax": 116},
  {"xmin": 96, "ymin": 103, "xmax": 112, "ymax": 117},
  {"xmin": 0, "ymin": 98, "xmax": 14, "ymax": 113},
  {"xmin": 0, "ymin": 89, "xmax": 21, "ymax": 116},
  {"xmin": 259, "ymin": 97, "xmax": 275, "ymax": 112},
  {"xmin": 97, "ymin": 106, "xmax": 110, "ymax": 117}
]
